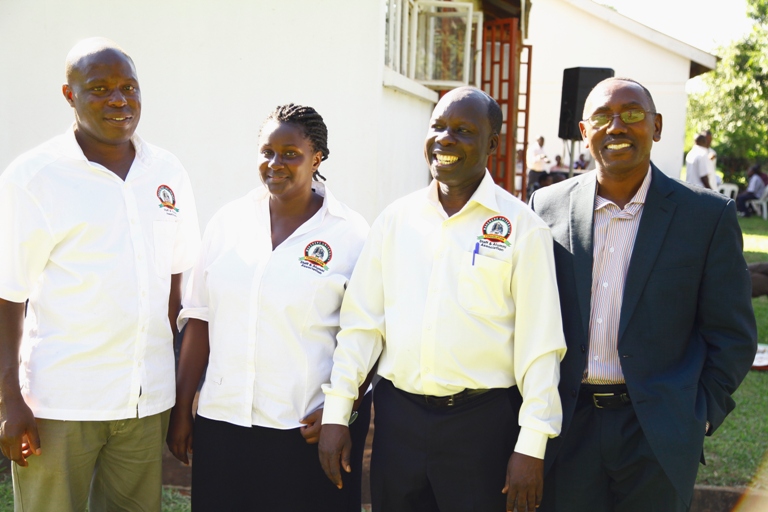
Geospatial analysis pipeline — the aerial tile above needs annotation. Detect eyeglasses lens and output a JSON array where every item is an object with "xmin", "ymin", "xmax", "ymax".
[{"xmin": 588, "ymin": 109, "xmax": 647, "ymax": 128}]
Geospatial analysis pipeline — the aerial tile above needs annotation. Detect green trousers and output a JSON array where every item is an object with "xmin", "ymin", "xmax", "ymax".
[{"xmin": 12, "ymin": 409, "xmax": 170, "ymax": 512}]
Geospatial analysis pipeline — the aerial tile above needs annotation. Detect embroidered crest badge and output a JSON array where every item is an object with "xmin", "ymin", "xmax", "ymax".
[
  {"xmin": 157, "ymin": 185, "xmax": 179, "ymax": 213},
  {"xmin": 299, "ymin": 241, "xmax": 332, "ymax": 274},
  {"xmin": 477, "ymin": 216, "xmax": 512, "ymax": 251}
]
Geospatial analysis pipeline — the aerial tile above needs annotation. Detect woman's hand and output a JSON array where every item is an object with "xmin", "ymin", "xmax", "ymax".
[
  {"xmin": 299, "ymin": 407, "xmax": 323, "ymax": 444},
  {"xmin": 166, "ymin": 407, "xmax": 194, "ymax": 465}
]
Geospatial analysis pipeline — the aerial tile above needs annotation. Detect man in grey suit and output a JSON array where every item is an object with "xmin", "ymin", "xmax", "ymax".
[{"xmin": 530, "ymin": 77, "xmax": 756, "ymax": 511}]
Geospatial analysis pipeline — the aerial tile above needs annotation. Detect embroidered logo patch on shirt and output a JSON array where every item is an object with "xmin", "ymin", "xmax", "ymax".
[
  {"xmin": 299, "ymin": 241, "xmax": 332, "ymax": 274},
  {"xmin": 478, "ymin": 216, "xmax": 511, "ymax": 251},
  {"xmin": 157, "ymin": 185, "xmax": 179, "ymax": 214}
]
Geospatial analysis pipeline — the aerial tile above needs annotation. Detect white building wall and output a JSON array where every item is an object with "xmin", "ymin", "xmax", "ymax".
[
  {"xmin": 377, "ymin": 87, "xmax": 435, "ymax": 206},
  {"xmin": 525, "ymin": 0, "xmax": 691, "ymax": 177},
  {"xmin": 0, "ymin": 0, "xmax": 431, "ymax": 226}
]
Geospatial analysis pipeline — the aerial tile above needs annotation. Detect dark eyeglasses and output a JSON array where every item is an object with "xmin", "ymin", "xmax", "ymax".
[{"xmin": 583, "ymin": 109, "xmax": 655, "ymax": 129}]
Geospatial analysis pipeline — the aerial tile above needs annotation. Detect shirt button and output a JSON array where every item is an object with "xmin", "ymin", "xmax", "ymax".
[
  {"xmin": 609, "ymin": 247, "xmax": 614, "ymax": 253},
  {"xmin": 603, "ymin": 282, "xmax": 608, "ymax": 288},
  {"xmin": 593, "ymin": 356, "xmax": 599, "ymax": 361},
  {"xmin": 597, "ymin": 318, "xmax": 603, "ymax": 324}
]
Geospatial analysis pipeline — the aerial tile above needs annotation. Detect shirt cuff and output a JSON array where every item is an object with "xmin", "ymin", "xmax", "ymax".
[
  {"xmin": 514, "ymin": 427, "xmax": 549, "ymax": 459},
  {"xmin": 176, "ymin": 307, "xmax": 208, "ymax": 332},
  {"xmin": 321, "ymin": 394, "xmax": 355, "ymax": 426}
]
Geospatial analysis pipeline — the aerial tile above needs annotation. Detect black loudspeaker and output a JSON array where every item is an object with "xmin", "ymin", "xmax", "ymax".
[{"xmin": 558, "ymin": 67, "xmax": 615, "ymax": 140}]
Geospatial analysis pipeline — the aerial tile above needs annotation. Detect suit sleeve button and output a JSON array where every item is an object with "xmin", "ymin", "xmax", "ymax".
[{"xmin": 580, "ymin": 345, "xmax": 586, "ymax": 353}]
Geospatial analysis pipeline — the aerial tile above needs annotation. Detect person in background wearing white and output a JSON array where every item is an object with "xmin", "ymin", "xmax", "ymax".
[
  {"xmin": 685, "ymin": 134, "xmax": 713, "ymax": 189},
  {"xmin": 0, "ymin": 38, "xmax": 200, "ymax": 512},
  {"xmin": 166, "ymin": 104, "xmax": 373, "ymax": 512},
  {"xmin": 736, "ymin": 164, "xmax": 766, "ymax": 217}
]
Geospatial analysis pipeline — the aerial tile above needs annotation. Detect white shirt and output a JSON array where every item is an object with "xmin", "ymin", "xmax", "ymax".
[
  {"xmin": 527, "ymin": 144, "xmax": 549, "ymax": 171},
  {"xmin": 0, "ymin": 126, "xmax": 200, "ymax": 421},
  {"xmin": 707, "ymin": 147, "xmax": 719, "ymax": 187},
  {"xmin": 685, "ymin": 145, "xmax": 710, "ymax": 188},
  {"xmin": 586, "ymin": 168, "xmax": 651, "ymax": 384},
  {"xmin": 178, "ymin": 183, "xmax": 369, "ymax": 429},
  {"xmin": 322, "ymin": 171, "xmax": 566, "ymax": 459},
  {"xmin": 747, "ymin": 174, "xmax": 766, "ymax": 198}
]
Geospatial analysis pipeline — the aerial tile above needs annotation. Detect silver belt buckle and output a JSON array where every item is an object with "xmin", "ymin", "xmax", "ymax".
[{"xmin": 592, "ymin": 392, "xmax": 614, "ymax": 409}]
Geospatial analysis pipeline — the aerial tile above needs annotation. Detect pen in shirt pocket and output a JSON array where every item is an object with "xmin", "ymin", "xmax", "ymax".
[{"xmin": 472, "ymin": 241, "xmax": 480, "ymax": 266}]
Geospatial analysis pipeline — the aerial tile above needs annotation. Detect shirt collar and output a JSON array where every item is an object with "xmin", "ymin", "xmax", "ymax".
[
  {"xmin": 312, "ymin": 181, "xmax": 348, "ymax": 220},
  {"xmin": 595, "ymin": 165, "xmax": 652, "ymax": 213},
  {"xmin": 60, "ymin": 124, "xmax": 150, "ymax": 166},
  {"xmin": 426, "ymin": 170, "xmax": 501, "ymax": 214},
  {"xmin": 253, "ymin": 181, "xmax": 348, "ymax": 220}
]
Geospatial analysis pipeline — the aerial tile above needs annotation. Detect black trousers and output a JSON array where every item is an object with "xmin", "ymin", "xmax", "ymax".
[
  {"xmin": 191, "ymin": 391, "xmax": 371, "ymax": 512},
  {"xmin": 540, "ymin": 386, "xmax": 688, "ymax": 512},
  {"xmin": 371, "ymin": 379, "xmax": 522, "ymax": 512}
]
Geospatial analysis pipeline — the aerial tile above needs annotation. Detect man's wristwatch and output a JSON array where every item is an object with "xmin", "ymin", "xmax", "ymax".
[
  {"xmin": 705, "ymin": 420, "xmax": 710, "ymax": 434},
  {"xmin": 349, "ymin": 410, "xmax": 359, "ymax": 426}
]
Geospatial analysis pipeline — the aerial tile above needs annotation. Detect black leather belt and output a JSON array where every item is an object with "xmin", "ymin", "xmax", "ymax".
[
  {"xmin": 581, "ymin": 384, "xmax": 631, "ymax": 409},
  {"xmin": 424, "ymin": 388, "xmax": 490, "ymax": 407},
  {"xmin": 417, "ymin": 388, "xmax": 491, "ymax": 407}
]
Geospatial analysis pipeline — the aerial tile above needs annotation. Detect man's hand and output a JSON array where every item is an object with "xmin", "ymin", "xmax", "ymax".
[
  {"xmin": 0, "ymin": 395, "xmax": 40, "ymax": 467},
  {"xmin": 166, "ymin": 407, "xmax": 193, "ymax": 465},
  {"xmin": 299, "ymin": 407, "xmax": 323, "ymax": 444},
  {"xmin": 502, "ymin": 452, "xmax": 544, "ymax": 511},
  {"xmin": 318, "ymin": 423, "xmax": 352, "ymax": 489}
]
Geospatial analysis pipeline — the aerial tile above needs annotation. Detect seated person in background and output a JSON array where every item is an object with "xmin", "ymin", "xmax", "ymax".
[
  {"xmin": 166, "ymin": 104, "xmax": 373, "ymax": 512},
  {"xmin": 550, "ymin": 155, "xmax": 569, "ymax": 173},
  {"xmin": 737, "ymin": 164, "xmax": 766, "ymax": 217},
  {"xmin": 531, "ymin": 172, "xmax": 553, "ymax": 193},
  {"xmin": 573, "ymin": 153, "xmax": 588, "ymax": 169}
]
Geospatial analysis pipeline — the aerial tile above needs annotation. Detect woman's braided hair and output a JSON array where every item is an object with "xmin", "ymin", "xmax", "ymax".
[{"xmin": 263, "ymin": 103, "xmax": 329, "ymax": 181}]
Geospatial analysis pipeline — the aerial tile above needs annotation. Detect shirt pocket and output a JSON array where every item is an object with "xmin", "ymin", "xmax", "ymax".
[
  {"xmin": 153, "ymin": 220, "xmax": 178, "ymax": 276},
  {"xmin": 457, "ymin": 252, "xmax": 512, "ymax": 318}
]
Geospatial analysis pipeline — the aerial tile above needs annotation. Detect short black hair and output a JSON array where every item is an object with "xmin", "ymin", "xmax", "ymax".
[
  {"xmin": 450, "ymin": 87, "xmax": 503, "ymax": 136},
  {"xmin": 262, "ymin": 103, "xmax": 329, "ymax": 181},
  {"xmin": 586, "ymin": 77, "xmax": 657, "ymax": 116},
  {"xmin": 486, "ymin": 95, "xmax": 503, "ymax": 136}
]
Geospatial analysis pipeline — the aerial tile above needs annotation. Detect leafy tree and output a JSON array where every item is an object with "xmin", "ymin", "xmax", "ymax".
[{"xmin": 687, "ymin": 0, "xmax": 768, "ymax": 177}]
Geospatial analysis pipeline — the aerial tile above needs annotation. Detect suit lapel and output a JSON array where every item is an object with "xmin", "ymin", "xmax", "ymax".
[
  {"xmin": 618, "ymin": 166, "xmax": 676, "ymax": 342},
  {"xmin": 570, "ymin": 174, "xmax": 597, "ymax": 342}
]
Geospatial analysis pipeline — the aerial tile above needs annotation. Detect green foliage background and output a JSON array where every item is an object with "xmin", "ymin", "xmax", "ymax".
[{"xmin": 687, "ymin": 0, "xmax": 768, "ymax": 177}]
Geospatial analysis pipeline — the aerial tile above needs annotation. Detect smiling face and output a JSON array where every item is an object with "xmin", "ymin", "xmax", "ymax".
[
  {"xmin": 579, "ymin": 80, "xmax": 662, "ymax": 181},
  {"xmin": 63, "ymin": 48, "xmax": 141, "ymax": 148},
  {"xmin": 257, "ymin": 120, "xmax": 322, "ymax": 200},
  {"xmin": 424, "ymin": 89, "xmax": 498, "ymax": 190}
]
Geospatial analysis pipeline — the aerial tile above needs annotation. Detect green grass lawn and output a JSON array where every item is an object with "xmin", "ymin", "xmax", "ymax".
[{"xmin": 694, "ymin": 216, "xmax": 768, "ymax": 489}]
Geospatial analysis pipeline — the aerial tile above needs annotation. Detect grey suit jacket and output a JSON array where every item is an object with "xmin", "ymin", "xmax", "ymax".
[{"xmin": 530, "ymin": 165, "xmax": 756, "ymax": 505}]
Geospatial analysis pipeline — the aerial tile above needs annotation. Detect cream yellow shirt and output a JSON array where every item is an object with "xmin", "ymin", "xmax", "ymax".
[{"xmin": 322, "ymin": 172, "xmax": 566, "ymax": 459}]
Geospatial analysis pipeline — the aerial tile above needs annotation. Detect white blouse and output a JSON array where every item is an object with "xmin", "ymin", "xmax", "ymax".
[{"xmin": 178, "ymin": 182, "xmax": 369, "ymax": 429}]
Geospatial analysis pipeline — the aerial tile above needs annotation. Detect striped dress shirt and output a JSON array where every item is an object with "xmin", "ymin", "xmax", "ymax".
[{"xmin": 585, "ymin": 168, "xmax": 652, "ymax": 384}]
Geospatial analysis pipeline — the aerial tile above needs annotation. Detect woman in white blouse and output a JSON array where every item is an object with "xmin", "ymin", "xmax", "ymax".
[{"xmin": 167, "ymin": 104, "xmax": 372, "ymax": 511}]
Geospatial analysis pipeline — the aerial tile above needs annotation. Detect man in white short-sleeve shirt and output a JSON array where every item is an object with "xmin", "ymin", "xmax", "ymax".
[
  {"xmin": 685, "ymin": 134, "xmax": 713, "ymax": 189},
  {"xmin": 0, "ymin": 38, "xmax": 200, "ymax": 512}
]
